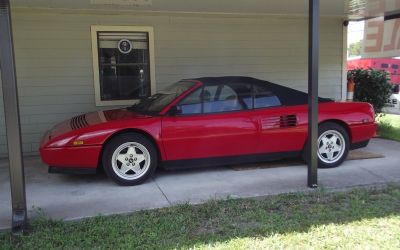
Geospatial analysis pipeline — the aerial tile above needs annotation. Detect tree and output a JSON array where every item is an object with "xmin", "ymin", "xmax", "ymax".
[
  {"xmin": 348, "ymin": 41, "xmax": 362, "ymax": 57},
  {"xmin": 348, "ymin": 68, "xmax": 393, "ymax": 114}
]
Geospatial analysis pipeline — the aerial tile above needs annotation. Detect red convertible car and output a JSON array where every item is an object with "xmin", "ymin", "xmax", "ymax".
[{"xmin": 40, "ymin": 77, "xmax": 377, "ymax": 185}]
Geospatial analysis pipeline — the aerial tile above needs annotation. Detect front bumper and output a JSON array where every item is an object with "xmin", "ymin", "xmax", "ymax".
[{"xmin": 40, "ymin": 145, "xmax": 102, "ymax": 169}]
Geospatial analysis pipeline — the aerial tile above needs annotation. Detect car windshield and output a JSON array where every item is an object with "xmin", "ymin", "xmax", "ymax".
[{"xmin": 128, "ymin": 81, "xmax": 197, "ymax": 115}]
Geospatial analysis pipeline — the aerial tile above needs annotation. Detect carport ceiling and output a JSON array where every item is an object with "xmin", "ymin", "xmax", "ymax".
[{"xmin": 10, "ymin": 0, "xmax": 400, "ymax": 20}]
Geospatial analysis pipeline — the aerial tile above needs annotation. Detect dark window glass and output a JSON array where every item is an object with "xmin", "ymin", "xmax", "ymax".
[
  {"xmin": 393, "ymin": 84, "xmax": 399, "ymax": 94},
  {"xmin": 202, "ymin": 85, "xmax": 222, "ymax": 113},
  {"xmin": 203, "ymin": 83, "xmax": 252, "ymax": 113},
  {"xmin": 98, "ymin": 31, "xmax": 151, "ymax": 101},
  {"xmin": 176, "ymin": 88, "xmax": 203, "ymax": 115},
  {"xmin": 254, "ymin": 84, "xmax": 281, "ymax": 108},
  {"xmin": 392, "ymin": 64, "xmax": 399, "ymax": 69},
  {"xmin": 381, "ymin": 63, "xmax": 389, "ymax": 68},
  {"xmin": 130, "ymin": 81, "xmax": 195, "ymax": 114},
  {"xmin": 175, "ymin": 82, "xmax": 253, "ymax": 115},
  {"xmin": 226, "ymin": 82, "xmax": 253, "ymax": 109}
]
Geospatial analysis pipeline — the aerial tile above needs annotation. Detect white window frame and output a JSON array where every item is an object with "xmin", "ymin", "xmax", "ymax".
[{"xmin": 91, "ymin": 25, "xmax": 156, "ymax": 106}]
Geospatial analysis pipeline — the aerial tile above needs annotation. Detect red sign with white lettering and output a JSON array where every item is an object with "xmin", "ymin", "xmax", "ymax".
[{"xmin": 363, "ymin": 17, "xmax": 400, "ymax": 58}]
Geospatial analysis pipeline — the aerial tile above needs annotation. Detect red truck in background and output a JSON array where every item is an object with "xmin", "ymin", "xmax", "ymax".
[{"xmin": 347, "ymin": 57, "xmax": 400, "ymax": 85}]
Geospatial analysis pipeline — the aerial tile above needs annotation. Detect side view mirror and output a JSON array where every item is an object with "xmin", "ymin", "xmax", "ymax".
[{"xmin": 168, "ymin": 106, "xmax": 182, "ymax": 116}]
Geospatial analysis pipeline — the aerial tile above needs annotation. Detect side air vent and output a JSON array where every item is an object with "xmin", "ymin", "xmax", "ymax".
[
  {"xmin": 261, "ymin": 115, "xmax": 297, "ymax": 129},
  {"xmin": 70, "ymin": 114, "xmax": 89, "ymax": 130},
  {"xmin": 280, "ymin": 115, "xmax": 297, "ymax": 127}
]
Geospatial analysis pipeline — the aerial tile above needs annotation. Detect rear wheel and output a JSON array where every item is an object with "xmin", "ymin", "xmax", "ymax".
[
  {"xmin": 102, "ymin": 133, "xmax": 158, "ymax": 186},
  {"xmin": 303, "ymin": 122, "xmax": 349, "ymax": 168}
]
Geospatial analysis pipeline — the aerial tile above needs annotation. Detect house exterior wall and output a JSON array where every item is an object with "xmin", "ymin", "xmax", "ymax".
[{"xmin": 0, "ymin": 8, "xmax": 344, "ymax": 156}]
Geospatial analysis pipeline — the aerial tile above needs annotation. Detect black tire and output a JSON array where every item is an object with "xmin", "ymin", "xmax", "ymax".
[
  {"xmin": 302, "ymin": 122, "xmax": 350, "ymax": 168},
  {"xmin": 102, "ymin": 133, "xmax": 158, "ymax": 186}
]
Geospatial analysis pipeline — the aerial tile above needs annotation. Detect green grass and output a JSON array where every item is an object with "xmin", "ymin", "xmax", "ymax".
[
  {"xmin": 1, "ymin": 185, "xmax": 400, "ymax": 249},
  {"xmin": 377, "ymin": 114, "xmax": 400, "ymax": 142}
]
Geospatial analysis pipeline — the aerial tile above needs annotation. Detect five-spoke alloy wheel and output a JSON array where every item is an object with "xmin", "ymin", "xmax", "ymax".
[
  {"xmin": 102, "ymin": 133, "xmax": 158, "ymax": 186},
  {"xmin": 317, "ymin": 130, "xmax": 346, "ymax": 164},
  {"xmin": 303, "ymin": 122, "xmax": 349, "ymax": 168}
]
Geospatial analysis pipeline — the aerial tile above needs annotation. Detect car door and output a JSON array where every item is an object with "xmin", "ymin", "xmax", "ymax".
[
  {"xmin": 161, "ymin": 82, "xmax": 259, "ymax": 161},
  {"xmin": 252, "ymin": 83, "xmax": 308, "ymax": 154}
]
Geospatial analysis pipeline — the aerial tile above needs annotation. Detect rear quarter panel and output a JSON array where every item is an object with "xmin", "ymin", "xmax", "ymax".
[
  {"xmin": 317, "ymin": 101, "xmax": 376, "ymax": 143},
  {"xmin": 274, "ymin": 101, "xmax": 376, "ymax": 150}
]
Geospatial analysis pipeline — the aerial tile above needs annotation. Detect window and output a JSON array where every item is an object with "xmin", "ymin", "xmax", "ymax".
[
  {"xmin": 175, "ymin": 86, "xmax": 219, "ymax": 115},
  {"xmin": 393, "ymin": 85, "xmax": 399, "ymax": 94},
  {"xmin": 253, "ymin": 84, "xmax": 281, "ymax": 108},
  {"xmin": 131, "ymin": 81, "xmax": 196, "ymax": 115},
  {"xmin": 176, "ymin": 88, "xmax": 203, "ymax": 115},
  {"xmin": 381, "ymin": 63, "xmax": 389, "ymax": 68},
  {"xmin": 230, "ymin": 82, "xmax": 253, "ymax": 109},
  {"xmin": 91, "ymin": 26, "xmax": 155, "ymax": 106},
  {"xmin": 175, "ymin": 82, "xmax": 252, "ymax": 115},
  {"xmin": 392, "ymin": 64, "xmax": 399, "ymax": 69},
  {"xmin": 203, "ymin": 83, "xmax": 251, "ymax": 113}
]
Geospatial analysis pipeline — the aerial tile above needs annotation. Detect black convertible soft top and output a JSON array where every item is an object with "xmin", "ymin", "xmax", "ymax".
[{"xmin": 187, "ymin": 76, "xmax": 332, "ymax": 106}]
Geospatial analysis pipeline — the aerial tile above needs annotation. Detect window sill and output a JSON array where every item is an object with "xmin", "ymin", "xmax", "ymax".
[{"xmin": 96, "ymin": 99, "xmax": 140, "ymax": 107}]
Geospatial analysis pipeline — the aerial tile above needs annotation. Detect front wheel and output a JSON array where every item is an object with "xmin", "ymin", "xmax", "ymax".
[
  {"xmin": 102, "ymin": 133, "xmax": 158, "ymax": 186},
  {"xmin": 303, "ymin": 122, "xmax": 350, "ymax": 168}
]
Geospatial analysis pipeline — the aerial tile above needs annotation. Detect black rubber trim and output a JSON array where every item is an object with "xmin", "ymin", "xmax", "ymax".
[
  {"xmin": 350, "ymin": 140, "xmax": 370, "ymax": 150},
  {"xmin": 48, "ymin": 166, "xmax": 97, "ymax": 175},
  {"xmin": 162, "ymin": 151, "xmax": 301, "ymax": 170},
  {"xmin": 384, "ymin": 11, "xmax": 400, "ymax": 21}
]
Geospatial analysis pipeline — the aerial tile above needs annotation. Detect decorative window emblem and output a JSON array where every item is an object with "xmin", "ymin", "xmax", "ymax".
[{"xmin": 118, "ymin": 39, "xmax": 133, "ymax": 54}]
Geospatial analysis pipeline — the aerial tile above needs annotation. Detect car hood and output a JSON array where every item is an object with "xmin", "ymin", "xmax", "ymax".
[{"xmin": 49, "ymin": 108, "xmax": 150, "ymax": 139}]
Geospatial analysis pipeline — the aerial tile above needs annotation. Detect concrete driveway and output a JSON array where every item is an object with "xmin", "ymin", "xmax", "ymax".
[{"xmin": 1, "ymin": 138, "xmax": 400, "ymax": 229}]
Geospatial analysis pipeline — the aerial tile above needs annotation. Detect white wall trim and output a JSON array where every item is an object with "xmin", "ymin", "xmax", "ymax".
[
  {"xmin": 90, "ymin": 25, "xmax": 156, "ymax": 106},
  {"xmin": 13, "ymin": 7, "xmax": 345, "ymax": 19},
  {"xmin": 341, "ymin": 22, "xmax": 348, "ymax": 101}
]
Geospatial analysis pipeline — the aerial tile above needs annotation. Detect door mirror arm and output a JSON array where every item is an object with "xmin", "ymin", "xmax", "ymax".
[{"xmin": 168, "ymin": 106, "xmax": 182, "ymax": 116}]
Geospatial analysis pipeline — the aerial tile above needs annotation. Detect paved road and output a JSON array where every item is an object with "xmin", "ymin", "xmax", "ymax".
[{"xmin": 1, "ymin": 138, "xmax": 399, "ymax": 229}]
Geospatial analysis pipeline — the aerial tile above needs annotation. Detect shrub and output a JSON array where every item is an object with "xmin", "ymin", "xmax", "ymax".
[{"xmin": 348, "ymin": 68, "xmax": 393, "ymax": 114}]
